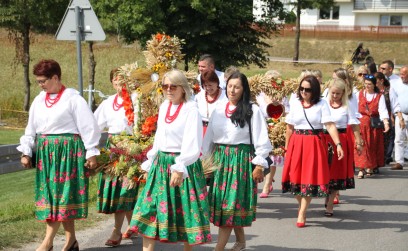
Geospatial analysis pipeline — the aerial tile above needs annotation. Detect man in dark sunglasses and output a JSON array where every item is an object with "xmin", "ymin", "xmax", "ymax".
[{"xmin": 379, "ymin": 60, "xmax": 400, "ymax": 84}]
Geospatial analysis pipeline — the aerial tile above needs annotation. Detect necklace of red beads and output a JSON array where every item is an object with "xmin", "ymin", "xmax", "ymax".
[
  {"xmin": 165, "ymin": 102, "xmax": 183, "ymax": 124},
  {"xmin": 301, "ymin": 100, "xmax": 313, "ymax": 109},
  {"xmin": 205, "ymin": 88, "xmax": 220, "ymax": 104},
  {"xmin": 45, "ymin": 85, "xmax": 66, "ymax": 108},
  {"xmin": 330, "ymin": 101, "xmax": 342, "ymax": 109},
  {"xmin": 225, "ymin": 102, "xmax": 237, "ymax": 118},
  {"xmin": 112, "ymin": 94, "xmax": 124, "ymax": 111}
]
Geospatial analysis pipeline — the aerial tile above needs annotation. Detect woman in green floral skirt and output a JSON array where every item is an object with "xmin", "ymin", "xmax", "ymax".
[
  {"xmin": 18, "ymin": 59, "xmax": 101, "ymax": 251},
  {"xmin": 94, "ymin": 68, "xmax": 140, "ymax": 246},
  {"xmin": 202, "ymin": 71, "xmax": 272, "ymax": 251},
  {"xmin": 129, "ymin": 69, "xmax": 211, "ymax": 251}
]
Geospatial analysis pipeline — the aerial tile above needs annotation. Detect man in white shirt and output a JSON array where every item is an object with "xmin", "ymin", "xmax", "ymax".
[
  {"xmin": 390, "ymin": 66, "xmax": 408, "ymax": 170},
  {"xmin": 379, "ymin": 60, "xmax": 400, "ymax": 84},
  {"xmin": 197, "ymin": 54, "xmax": 225, "ymax": 90}
]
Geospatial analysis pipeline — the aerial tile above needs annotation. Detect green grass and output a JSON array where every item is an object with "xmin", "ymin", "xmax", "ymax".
[
  {"xmin": 0, "ymin": 128, "xmax": 24, "ymax": 145},
  {"xmin": 0, "ymin": 170, "xmax": 108, "ymax": 249}
]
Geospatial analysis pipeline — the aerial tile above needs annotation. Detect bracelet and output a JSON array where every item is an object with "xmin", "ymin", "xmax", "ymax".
[{"xmin": 336, "ymin": 142, "xmax": 342, "ymax": 147}]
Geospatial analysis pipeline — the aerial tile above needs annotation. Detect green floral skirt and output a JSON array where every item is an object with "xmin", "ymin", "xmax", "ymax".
[
  {"xmin": 130, "ymin": 151, "xmax": 211, "ymax": 245},
  {"xmin": 35, "ymin": 134, "xmax": 89, "ymax": 221},
  {"xmin": 96, "ymin": 173, "xmax": 140, "ymax": 214},
  {"xmin": 209, "ymin": 144, "xmax": 257, "ymax": 227}
]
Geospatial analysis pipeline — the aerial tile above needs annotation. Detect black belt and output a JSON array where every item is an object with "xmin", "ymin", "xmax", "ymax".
[
  {"xmin": 294, "ymin": 129, "xmax": 323, "ymax": 135},
  {"xmin": 324, "ymin": 128, "xmax": 347, "ymax": 134},
  {"xmin": 202, "ymin": 121, "xmax": 209, "ymax": 126}
]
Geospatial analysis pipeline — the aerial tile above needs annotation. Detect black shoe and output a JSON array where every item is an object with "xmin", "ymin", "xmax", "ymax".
[
  {"xmin": 373, "ymin": 168, "xmax": 379, "ymax": 174},
  {"xmin": 385, "ymin": 158, "xmax": 393, "ymax": 165}
]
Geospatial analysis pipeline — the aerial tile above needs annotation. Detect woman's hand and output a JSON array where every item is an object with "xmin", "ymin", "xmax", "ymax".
[
  {"xmin": 252, "ymin": 166, "xmax": 264, "ymax": 183},
  {"xmin": 21, "ymin": 155, "xmax": 32, "ymax": 168},
  {"xmin": 170, "ymin": 171, "xmax": 184, "ymax": 187},
  {"xmin": 85, "ymin": 156, "xmax": 97, "ymax": 169},
  {"xmin": 383, "ymin": 121, "xmax": 390, "ymax": 133},
  {"xmin": 399, "ymin": 118, "xmax": 406, "ymax": 129},
  {"xmin": 355, "ymin": 144, "xmax": 363, "ymax": 155},
  {"xmin": 336, "ymin": 145, "xmax": 344, "ymax": 160}
]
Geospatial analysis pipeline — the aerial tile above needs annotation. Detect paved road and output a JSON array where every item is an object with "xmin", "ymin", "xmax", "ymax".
[{"xmin": 12, "ymin": 164, "xmax": 408, "ymax": 251}]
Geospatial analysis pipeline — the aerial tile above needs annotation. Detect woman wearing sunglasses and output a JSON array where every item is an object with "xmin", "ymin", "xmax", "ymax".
[
  {"xmin": 282, "ymin": 76, "xmax": 344, "ymax": 228},
  {"xmin": 129, "ymin": 69, "xmax": 211, "ymax": 250},
  {"xmin": 354, "ymin": 74, "xmax": 390, "ymax": 178}
]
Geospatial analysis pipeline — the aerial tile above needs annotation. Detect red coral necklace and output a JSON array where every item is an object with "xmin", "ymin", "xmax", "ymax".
[
  {"xmin": 330, "ymin": 101, "xmax": 342, "ymax": 109},
  {"xmin": 205, "ymin": 89, "xmax": 220, "ymax": 104},
  {"xmin": 225, "ymin": 102, "xmax": 237, "ymax": 118},
  {"xmin": 112, "ymin": 94, "xmax": 124, "ymax": 111},
  {"xmin": 45, "ymin": 85, "xmax": 66, "ymax": 108},
  {"xmin": 301, "ymin": 100, "xmax": 313, "ymax": 109},
  {"xmin": 165, "ymin": 102, "xmax": 183, "ymax": 124}
]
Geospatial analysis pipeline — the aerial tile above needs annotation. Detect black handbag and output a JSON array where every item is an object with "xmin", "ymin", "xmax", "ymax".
[
  {"xmin": 303, "ymin": 108, "xmax": 334, "ymax": 165},
  {"xmin": 366, "ymin": 103, "xmax": 384, "ymax": 129},
  {"xmin": 247, "ymin": 104, "xmax": 273, "ymax": 173}
]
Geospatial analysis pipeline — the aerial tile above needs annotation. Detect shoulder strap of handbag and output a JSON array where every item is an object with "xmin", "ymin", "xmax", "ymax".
[
  {"xmin": 302, "ymin": 107, "xmax": 322, "ymax": 140},
  {"xmin": 246, "ymin": 103, "xmax": 255, "ymax": 156}
]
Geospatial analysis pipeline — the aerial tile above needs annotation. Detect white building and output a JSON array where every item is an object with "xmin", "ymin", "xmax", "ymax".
[{"xmin": 254, "ymin": 0, "xmax": 408, "ymax": 27}]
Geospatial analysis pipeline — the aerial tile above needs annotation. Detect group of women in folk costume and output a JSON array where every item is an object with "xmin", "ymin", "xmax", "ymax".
[{"xmin": 20, "ymin": 58, "xmax": 379, "ymax": 250}]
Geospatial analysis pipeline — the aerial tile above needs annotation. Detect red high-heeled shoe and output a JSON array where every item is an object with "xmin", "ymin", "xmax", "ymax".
[
  {"xmin": 105, "ymin": 236, "xmax": 122, "ymax": 247},
  {"xmin": 122, "ymin": 229, "xmax": 138, "ymax": 239}
]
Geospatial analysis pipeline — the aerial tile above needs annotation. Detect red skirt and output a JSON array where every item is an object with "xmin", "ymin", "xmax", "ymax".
[
  {"xmin": 325, "ymin": 129, "xmax": 355, "ymax": 191},
  {"xmin": 282, "ymin": 131, "xmax": 330, "ymax": 197},
  {"xmin": 354, "ymin": 116, "xmax": 384, "ymax": 169}
]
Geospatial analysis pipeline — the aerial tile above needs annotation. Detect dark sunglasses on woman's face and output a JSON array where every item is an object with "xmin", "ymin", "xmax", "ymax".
[
  {"xmin": 161, "ymin": 84, "xmax": 178, "ymax": 91},
  {"xmin": 299, "ymin": 86, "xmax": 312, "ymax": 93}
]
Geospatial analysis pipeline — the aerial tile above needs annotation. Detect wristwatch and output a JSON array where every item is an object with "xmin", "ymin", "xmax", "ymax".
[{"xmin": 336, "ymin": 143, "xmax": 342, "ymax": 147}]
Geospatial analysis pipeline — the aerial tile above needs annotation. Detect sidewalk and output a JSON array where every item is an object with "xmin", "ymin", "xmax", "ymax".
[{"xmin": 12, "ymin": 164, "xmax": 408, "ymax": 251}]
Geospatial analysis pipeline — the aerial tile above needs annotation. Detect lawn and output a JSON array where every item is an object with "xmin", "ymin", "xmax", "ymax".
[
  {"xmin": 0, "ymin": 169, "xmax": 108, "ymax": 249},
  {"xmin": 0, "ymin": 128, "xmax": 24, "ymax": 145}
]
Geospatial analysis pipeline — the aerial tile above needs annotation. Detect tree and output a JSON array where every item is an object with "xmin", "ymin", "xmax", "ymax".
[
  {"xmin": 290, "ymin": 0, "xmax": 335, "ymax": 63},
  {"xmin": 0, "ymin": 0, "xmax": 69, "ymax": 111},
  {"xmin": 93, "ymin": 0, "xmax": 283, "ymax": 70}
]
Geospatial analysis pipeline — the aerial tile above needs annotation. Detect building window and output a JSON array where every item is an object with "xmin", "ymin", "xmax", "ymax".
[
  {"xmin": 380, "ymin": 15, "xmax": 402, "ymax": 26},
  {"xmin": 319, "ymin": 6, "xmax": 340, "ymax": 20}
]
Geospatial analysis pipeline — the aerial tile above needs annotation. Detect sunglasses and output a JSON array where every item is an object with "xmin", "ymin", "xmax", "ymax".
[
  {"xmin": 364, "ymin": 74, "xmax": 375, "ymax": 79},
  {"xmin": 299, "ymin": 86, "xmax": 312, "ymax": 93},
  {"xmin": 357, "ymin": 73, "xmax": 367, "ymax": 76},
  {"xmin": 161, "ymin": 84, "xmax": 179, "ymax": 91}
]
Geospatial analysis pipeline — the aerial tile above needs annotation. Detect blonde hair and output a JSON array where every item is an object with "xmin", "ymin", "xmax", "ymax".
[
  {"xmin": 297, "ymin": 69, "xmax": 312, "ymax": 83},
  {"xmin": 357, "ymin": 65, "xmax": 368, "ymax": 74},
  {"xmin": 265, "ymin": 69, "xmax": 282, "ymax": 78},
  {"xmin": 162, "ymin": 69, "xmax": 192, "ymax": 101},
  {"xmin": 224, "ymin": 66, "xmax": 239, "ymax": 80},
  {"xmin": 327, "ymin": 78, "xmax": 349, "ymax": 108},
  {"xmin": 333, "ymin": 68, "xmax": 353, "ymax": 99},
  {"xmin": 311, "ymin": 69, "xmax": 322, "ymax": 79}
]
